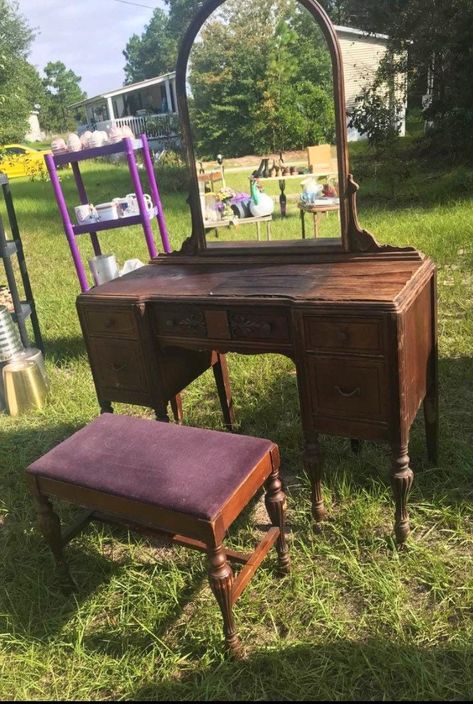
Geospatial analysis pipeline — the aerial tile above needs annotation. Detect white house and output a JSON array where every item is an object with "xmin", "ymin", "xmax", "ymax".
[{"xmin": 336, "ymin": 25, "xmax": 406, "ymax": 140}]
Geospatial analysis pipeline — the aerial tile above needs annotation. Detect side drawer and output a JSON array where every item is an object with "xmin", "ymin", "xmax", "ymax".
[
  {"xmin": 307, "ymin": 355, "xmax": 389, "ymax": 423},
  {"xmin": 304, "ymin": 316, "xmax": 383, "ymax": 354},
  {"xmin": 87, "ymin": 338, "xmax": 149, "ymax": 394},
  {"xmin": 82, "ymin": 307, "xmax": 138, "ymax": 338}
]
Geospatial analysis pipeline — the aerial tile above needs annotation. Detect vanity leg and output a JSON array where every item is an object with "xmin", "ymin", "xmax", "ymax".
[
  {"xmin": 154, "ymin": 403, "xmax": 170, "ymax": 422},
  {"xmin": 350, "ymin": 439, "xmax": 362, "ymax": 455},
  {"xmin": 423, "ymin": 379, "xmax": 439, "ymax": 464},
  {"xmin": 391, "ymin": 443, "xmax": 414, "ymax": 545},
  {"xmin": 305, "ymin": 438, "xmax": 328, "ymax": 523},
  {"xmin": 212, "ymin": 353, "xmax": 234, "ymax": 431},
  {"xmin": 99, "ymin": 400, "xmax": 113, "ymax": 414},
  {"xmin": 170, "ymin": 394, "xmax": 183, "ymax": 424}
]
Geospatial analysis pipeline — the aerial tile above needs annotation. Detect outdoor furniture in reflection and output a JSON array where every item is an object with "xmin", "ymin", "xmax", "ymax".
[
  {"xmin": 204, "ymin": 214, "xmax": 272, "ymax": 240},
  {"xmin": 298, "ymin": 201, "xmax": 340, "ymax": 238}
]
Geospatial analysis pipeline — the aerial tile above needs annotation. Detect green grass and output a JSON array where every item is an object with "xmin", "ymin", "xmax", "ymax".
[{"xmin": 0, "ymin": 140, "xmax": 472, "ymax": 700}]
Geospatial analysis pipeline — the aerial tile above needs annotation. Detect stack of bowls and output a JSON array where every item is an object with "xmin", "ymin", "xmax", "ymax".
[
  {"xmin": 0, "ymin": 307, "xmax": 49, "ymax": 416},
  {"xmin": 0, "ymin": 306, "xmax": 23, "ymax": 363},
  {"xmin": 0, "ymin": 305, "xmax": 24, "ymax": 411}
]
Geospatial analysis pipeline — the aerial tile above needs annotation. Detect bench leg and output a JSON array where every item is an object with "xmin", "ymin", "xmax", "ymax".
[
  {"xmin": 36, "ymin": 493, "xmax": 74, "ymax": 592},
  {"xmin": 170, "ymin": 394, "xmax": 183, "ymax": 424},
  {"xmin": 264, "ymin": 466, "xmax": 290, "ymax": 574},
  {"xmin": 208, "ymin": 545, "xmax": 241, "ymax": 656}
]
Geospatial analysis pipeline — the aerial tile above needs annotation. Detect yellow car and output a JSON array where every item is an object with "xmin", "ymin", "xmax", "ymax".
[{"xmin": 0, "ymin": 143, "xmax": 50, "ymax": 179}]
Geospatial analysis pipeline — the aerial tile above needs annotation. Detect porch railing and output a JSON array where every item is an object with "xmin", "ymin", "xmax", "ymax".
[{"xmin": 78, "ymin": 113, "xmax": 180, "ymax": 141}]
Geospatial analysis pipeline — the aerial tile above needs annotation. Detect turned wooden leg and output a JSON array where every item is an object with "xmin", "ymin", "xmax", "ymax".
[
  {"xmin": 350, "ymin": 439, "xmax": 362, "ymax": 455},
  {"xmin": 391, "ymin": 443, "xmax": 414, "ymax": 545},
  {"xmin": 208, "ymin": 545, "xmax": 241, "ymax": 656},
  {"xmin": 99, "ymin": 400, "xmax": 113, "ymax": 414},
  {"xmin": 212, "ymin": 353, "xmax": 234, "ymax": 431},
  {"xmin": 170, "ymin": 394, "xmax": 183, "ymax": 424},
  {"xmin": 264, "ymin": 466, "xmax": 290, "ymax": 574},
  {"xmin": 154, "ymin": 403, "xmax": 170, "ymax": 422},
  {"xmin": 304, "ymin": 438, "xmax": 328, "ymax": 524},
  {"xmin": 423, "ymin": 385, "xmax": 439, "ymax": 464},
  {"xmin": 36, "ymin": 493, "xmax": 74, "ymax": 591}
]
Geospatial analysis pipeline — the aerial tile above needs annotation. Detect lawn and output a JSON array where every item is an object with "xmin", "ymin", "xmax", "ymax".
[{"xmin": 0, "ymin": 140, "xmax": 472, "ymax": 700}]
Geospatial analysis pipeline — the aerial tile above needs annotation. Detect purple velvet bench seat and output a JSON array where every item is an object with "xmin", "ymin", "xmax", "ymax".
[{"xmin": 26, "ymin": 414, "xmax": 290, "ymax": 656}]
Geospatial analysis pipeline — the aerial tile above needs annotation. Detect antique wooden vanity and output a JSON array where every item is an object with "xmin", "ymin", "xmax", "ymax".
[{"xmin": 77, "ymin": 0, "xmax": 438, "ymax": 544}]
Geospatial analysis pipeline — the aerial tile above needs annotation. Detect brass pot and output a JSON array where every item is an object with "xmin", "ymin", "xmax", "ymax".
[{"xmin": 3, "ymin": 360, "xmax": 47, "ymax": 416}]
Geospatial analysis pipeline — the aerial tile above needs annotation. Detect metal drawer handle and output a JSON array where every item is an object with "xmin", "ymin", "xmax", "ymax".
[
  {"xmin": 165, "ymin": 318, "xmax": 175, "ymax": 328},
  {"xmin": 335, "ymin": 385, "xmax": 360, "ymax": 398},
  {"xmin": 104, "ymin": 318, "xmax": 115, "ymax": 328},
  {"xmin": 112, "ymin": 362, "xmax": 127, "ymax": 372}
]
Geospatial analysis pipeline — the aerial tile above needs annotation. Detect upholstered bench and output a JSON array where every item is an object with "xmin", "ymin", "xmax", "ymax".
[{"xmin": 26, "ymin": 414, "xmax": 290, "ymax": 655}]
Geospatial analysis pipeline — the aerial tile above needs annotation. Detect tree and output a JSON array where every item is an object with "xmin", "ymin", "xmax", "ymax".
[
  {"xmin": 123, "ymin": 0, "xmax": 203, "ymax": 83},
  {"xmin": 123, "ymin": 8, "xmax": 174, "ymax": 83},
  {"xmin": 41, "ymin": 61, "xmax": 86, "ymax": 133},
  {"xmin": 188, "ymin": 0, "xmax": 335, "ymax": 158},
  {"xmin": 0, "ymin": 0, "xmax": 41, "ymax": 143}
]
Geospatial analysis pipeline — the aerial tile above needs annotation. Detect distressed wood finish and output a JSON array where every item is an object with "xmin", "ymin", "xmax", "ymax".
[
  {"xmin": 76, "ymin": 0, "xmax": 439, "ymax": 545},
  {"xmin": 77, "ymin": 253, "xmax": 438, "ymax": 544},
  {"xmin": 76, "ymin": 300, "xmax": 234, "ymax": 428}
]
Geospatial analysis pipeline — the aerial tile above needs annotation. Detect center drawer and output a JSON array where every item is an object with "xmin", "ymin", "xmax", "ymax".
[
  {"xmin": 154, "ymin": 306, "xmax": 208, "ymax": 338},
  {"xmin": 153, "ymin": 305, "xmax": 290, "ymax": 343}
]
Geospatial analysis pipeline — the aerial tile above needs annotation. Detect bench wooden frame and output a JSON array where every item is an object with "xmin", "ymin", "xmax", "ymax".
[{"xmin": 27, "ymin": 443, "xmax": 290, "ymax": 657}]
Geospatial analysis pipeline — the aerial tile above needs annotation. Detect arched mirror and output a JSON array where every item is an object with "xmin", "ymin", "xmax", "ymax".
[{"xmin": 176, "ymin": 0, "xmax": 350, "ymax": 255}]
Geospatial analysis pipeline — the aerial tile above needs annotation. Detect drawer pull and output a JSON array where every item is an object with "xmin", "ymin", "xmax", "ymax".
[
  {"xmin": 336, "ymin": 329, "xmax": 349, "ymax": 342},
  {"xmin": 112, "ymin": 362, "xmax": 127, "ymax": 372},
  {"xmin": 104, "ymin": 318, "xmax": 115, "ymax": 329},
  {"xmin": 335, "ymin": 385, "xmax": 360, "ymax": 398}
]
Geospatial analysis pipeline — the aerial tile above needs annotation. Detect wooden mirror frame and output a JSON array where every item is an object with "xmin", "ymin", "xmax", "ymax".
[{"xmin": 174, "ymin": 0, "xmax": 396, "ymax": 256}]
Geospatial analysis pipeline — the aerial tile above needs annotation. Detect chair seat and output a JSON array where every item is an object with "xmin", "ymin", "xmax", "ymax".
[{"xmin": 27, "ymin": 415, "xmax": 274, "ymax": 520}]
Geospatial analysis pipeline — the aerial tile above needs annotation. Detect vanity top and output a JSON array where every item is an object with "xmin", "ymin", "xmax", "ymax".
[{"xmin": 79, "ymin": 254, "xmax": 434, "ymax": 310}]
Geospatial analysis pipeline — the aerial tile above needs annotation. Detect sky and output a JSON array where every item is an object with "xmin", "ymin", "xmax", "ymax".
[{"xmin": 18, "ymin": 0, "xmax": 165, "ymax": 98}]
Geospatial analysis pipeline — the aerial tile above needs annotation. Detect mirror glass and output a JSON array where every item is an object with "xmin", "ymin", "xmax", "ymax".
[{"xmin": 185, "ymin": 0, "xmax": 341, "ymax": 248}]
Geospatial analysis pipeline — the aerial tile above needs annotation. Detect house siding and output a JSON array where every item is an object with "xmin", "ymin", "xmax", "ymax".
[{"xmin": 337, "ymin": 31, "xmax": 406, "ymax": 140}]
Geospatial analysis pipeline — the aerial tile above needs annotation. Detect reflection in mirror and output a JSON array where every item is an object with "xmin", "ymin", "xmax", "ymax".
[{"xmin": 186, "ymin": 0, "xmax": 341, "ymax": 247}]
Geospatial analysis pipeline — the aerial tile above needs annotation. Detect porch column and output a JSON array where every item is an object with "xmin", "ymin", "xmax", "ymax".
[
  {"xmin": 106, "ymin": 96, "xmax": 115, "ymax": 121},
  {"xmin": 172, "ymin": 78, "xmax": 178, "ymax": 114},
  {"xmin": 165, "ymin": 79, "xmax": 173, "ymax": 114}
]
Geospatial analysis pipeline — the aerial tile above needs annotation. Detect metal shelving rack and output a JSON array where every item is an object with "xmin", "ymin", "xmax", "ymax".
[
  {"xmin": 0, "ymin": 173, "xmax": 44, "ymax": 352},
  {"xmin": 45, "ymin": 134, "xmax": 171, "ymax": 292}
]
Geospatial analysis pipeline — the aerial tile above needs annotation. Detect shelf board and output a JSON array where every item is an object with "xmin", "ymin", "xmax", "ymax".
[
  {"xmin": 72, "ymin": 207, "xmax": 157, "ymax": 236},
  {"xmin": 51, "ymin": 138, "xmax": 143, "ymax": 166}
]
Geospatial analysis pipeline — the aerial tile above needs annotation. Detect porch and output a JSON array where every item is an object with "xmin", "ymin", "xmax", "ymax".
[{"xmin": 71, "ymin": 72, "xmax": 180, "ymax": 145}]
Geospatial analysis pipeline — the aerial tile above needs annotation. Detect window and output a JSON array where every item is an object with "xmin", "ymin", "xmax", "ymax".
[{"xmin": 5, "ymin": 147, "xmax": 26, "ymax": 155}]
